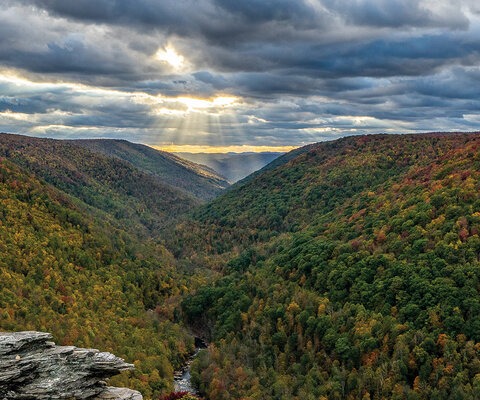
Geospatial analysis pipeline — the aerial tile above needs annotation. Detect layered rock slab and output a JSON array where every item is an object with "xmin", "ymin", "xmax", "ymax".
[{"xmin": 0, "ymin": 331, "xmax": 142, "ymax": 399}]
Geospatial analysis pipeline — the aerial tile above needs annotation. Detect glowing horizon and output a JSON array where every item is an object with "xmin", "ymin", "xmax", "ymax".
[{"xmin": 152, "ymin": 144, "xmax": 299, "ymax": 154}]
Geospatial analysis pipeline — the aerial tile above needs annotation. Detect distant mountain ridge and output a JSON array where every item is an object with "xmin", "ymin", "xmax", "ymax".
[
  {"xmin": 175, "ymin": 152, "xmax": 284, "ymax": 183},
  {"xmin": 72, "ymin": 139, "xmax": 229, "ymax": 200}
]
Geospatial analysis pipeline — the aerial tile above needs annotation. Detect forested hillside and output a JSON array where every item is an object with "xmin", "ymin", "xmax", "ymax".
[
  {"xmin": 176, "ymin": 133, "xmax": 480, "ymax": 399},
  {"xmin": 6, "ymin": 131, "xmax": 480, "ymax": 399},
  {"xmin": 0, "ymin": 133, "xmax": 224, "ymax": 398},
  {"xmin": 72, "ymin": 139, "xmax": 229, "ymax": 200},
  {"xmin": 0, "ymin": 133, "xmax": 208, "ymax": 236}
]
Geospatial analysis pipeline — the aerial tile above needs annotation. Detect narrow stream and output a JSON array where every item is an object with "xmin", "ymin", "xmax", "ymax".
[{"xmin": 173, "ymin": 338, "xmax": 206, "ymax": 394}]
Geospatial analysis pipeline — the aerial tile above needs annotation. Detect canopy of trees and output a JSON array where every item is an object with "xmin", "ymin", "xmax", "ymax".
[
  {"xmin": 0, "ymin": 134, "xmax": 213, "ymax": 398},
  {"xmin": 177, "ymin": 133, "xmax": 480, "ymax": 399}
]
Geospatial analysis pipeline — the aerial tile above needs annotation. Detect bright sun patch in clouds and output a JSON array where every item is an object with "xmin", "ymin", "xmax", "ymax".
[
  {"xmin": 133, "ymin": 93, "xmax": 241, "ymax": 115},
  {"xmin": 155, "ymin": 46, "xmax": 185, "ymax": 70},
  {"xmin": 177, "ymin": 96, "xmax": 239, "ymax": 111}
]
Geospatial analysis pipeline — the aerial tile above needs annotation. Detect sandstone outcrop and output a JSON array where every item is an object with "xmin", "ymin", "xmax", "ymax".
[{"xmin": 0, "ymin": 331, "xmax": 142, "ymax": 399}]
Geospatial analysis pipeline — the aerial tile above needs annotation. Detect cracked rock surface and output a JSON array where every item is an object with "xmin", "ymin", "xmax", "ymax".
[{"xmin": 0, "ymin": 331, "xmax": 143, "ymax": 399}]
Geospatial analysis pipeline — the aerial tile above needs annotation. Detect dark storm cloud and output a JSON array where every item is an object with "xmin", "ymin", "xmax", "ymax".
[
  {"xmin": 0, "ymin": 5, "xmax": 164, "ymax": 85},
  {"xmin": 6, "ymin": 1, "xmax": 479, "ymax": 81},
  {"xmin": 322, "ymin": 0, "xmax": 469, "ymax": 29},
  {"xmin": 9, "ymin": 43, "xmax": 129, "ymax": 76},
  {"xmin": 1, "ymin": 0, "xmax": 480, "ymax": 147},
  {"xmin": 26, "ymin": 0, "xmax": 194, "ymax": 29},
  {"xmin": 193, "ymin": 32, "xmax": 480, "ymax": 79},
  {"xmin": 28, "ymin": 0, "xmax": 319, "ymax": 36}
]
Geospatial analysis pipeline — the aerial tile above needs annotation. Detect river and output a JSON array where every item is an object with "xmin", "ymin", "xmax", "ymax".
[{"xmin": 173, "ymin": 338, "xmax": 206, "ymax": 394}]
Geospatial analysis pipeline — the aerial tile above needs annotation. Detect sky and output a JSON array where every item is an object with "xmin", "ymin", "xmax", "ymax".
[{"xmin": 1, "ymin": 0, "xmax": 480, "ymax": 152}]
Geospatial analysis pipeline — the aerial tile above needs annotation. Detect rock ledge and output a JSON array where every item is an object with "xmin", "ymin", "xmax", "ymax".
[{"xmin": 0, "ymin": 331, "xmax": 142, "ymax": 399}]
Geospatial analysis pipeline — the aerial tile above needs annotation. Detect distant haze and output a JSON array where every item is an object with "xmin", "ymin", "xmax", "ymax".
[{"xmin": 175, "ymin": 152, "xmax": 284, "ymax": 183}]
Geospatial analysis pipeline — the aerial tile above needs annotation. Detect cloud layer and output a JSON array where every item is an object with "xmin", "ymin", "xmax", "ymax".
[{"xmin": 1, "ymin": 0, "xmax": 480, "ymax": 149}]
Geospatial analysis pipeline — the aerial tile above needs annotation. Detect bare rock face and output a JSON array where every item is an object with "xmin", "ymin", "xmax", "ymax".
[
  {"xmin": 0, "ymin": 331, "xmax": 143, "ymax": 399},
  {"xmin": 95, "ymin": 387, "xmax": 143, "ymax": 399}
]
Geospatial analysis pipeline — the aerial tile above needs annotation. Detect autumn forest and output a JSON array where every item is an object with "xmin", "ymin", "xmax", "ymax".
[{"xmin": 3, "ymin": 132, "xmax": 480, "ymax": 399}]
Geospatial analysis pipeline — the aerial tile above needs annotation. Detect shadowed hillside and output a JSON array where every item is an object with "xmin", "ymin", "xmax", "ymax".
[
  {"xmin": 72, "ymin": 139, "xmax": 229, "ymax": 200},
  {"xmin": 0, "ymin": 133, "xmax": 224, "ymax": 236}
]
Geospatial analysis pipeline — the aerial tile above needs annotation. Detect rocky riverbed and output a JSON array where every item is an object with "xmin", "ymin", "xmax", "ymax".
[{"xmin": 173, "ymin": 338, "xmax": 206, "ymax": 395}]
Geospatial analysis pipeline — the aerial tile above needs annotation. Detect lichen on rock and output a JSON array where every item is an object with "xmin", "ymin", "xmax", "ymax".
[{"xmin": 0, "ymin": 331, "xmax": 142, "ymax": 399}]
